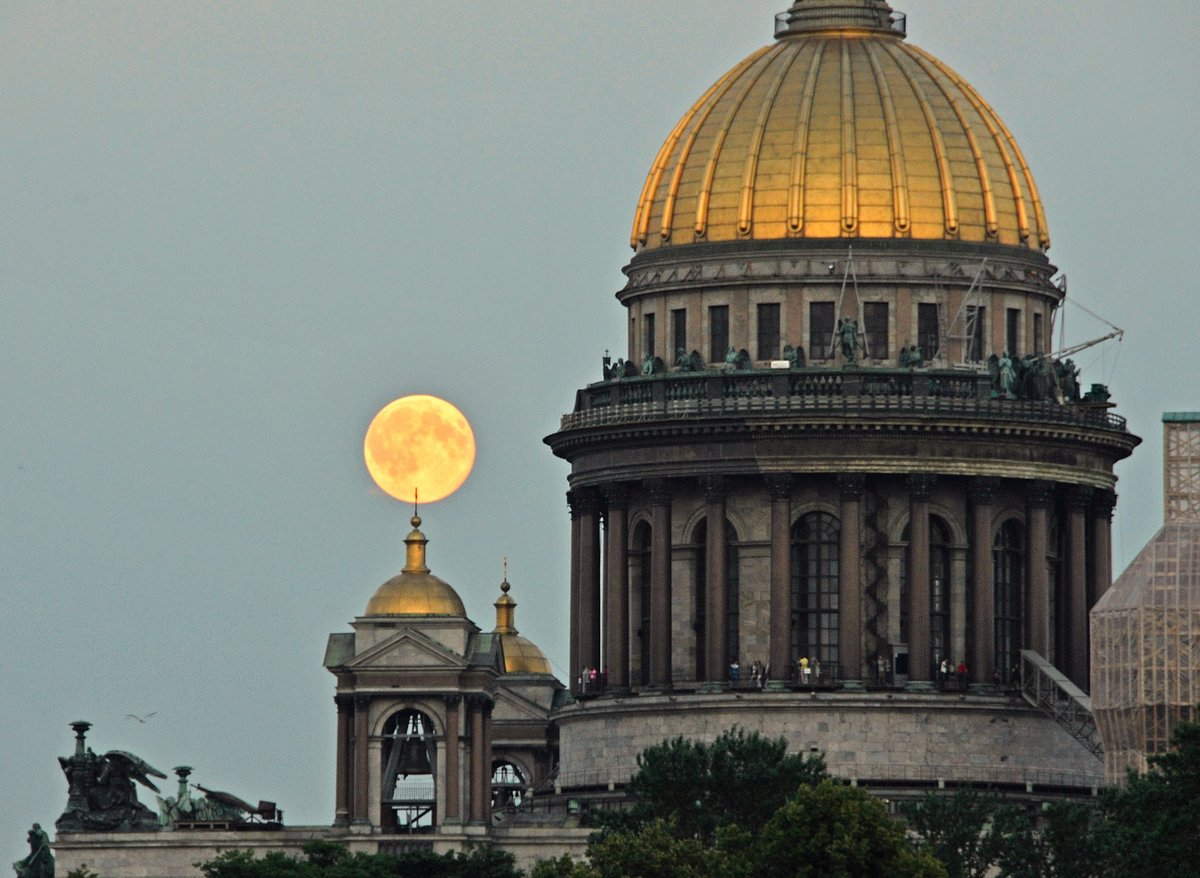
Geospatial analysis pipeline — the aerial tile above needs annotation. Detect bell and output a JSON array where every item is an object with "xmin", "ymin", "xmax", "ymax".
[{"xmin": 396, "ymin": 737, "xmax": 432, "ymax": 776}]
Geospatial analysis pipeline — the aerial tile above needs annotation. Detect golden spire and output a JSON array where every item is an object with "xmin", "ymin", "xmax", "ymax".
[
  {"xmin": 402, "ymin": 514, "xmax": 430, "ymax": 574},
  {"xmin": 494, "ymin": 557, "xmax": 517, "ymax": 634}
]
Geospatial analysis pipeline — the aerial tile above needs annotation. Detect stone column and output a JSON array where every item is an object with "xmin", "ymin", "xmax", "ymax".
[
  {"xmin": 468, "ymin": 695, "xmax": 486, "ymax": 824},
  {"xmin": 577, "ymin": 488, "xmax": 603, "ymax": 680},
  {"xmin": 767, "ymin": 476, "xmax": 793, "ymax": 686},
  {"xmin": 567, "ymin": 491, "xmax": 581, "ymax": 691},
  {"xmin": 703, "ymin": 476, "xmax": 728, "ymax": 683},
  {"xmin": 1091, "ymin": 490, "xmax": 1116, "ymax": 606},
  {"xmin": 906, "ymin": 475, "xmax": 934, "ymax": 687},
  {"xmin": 333, "ymin": 694, "xmax": 353, "ymax": 826},
  {"xmin": 968, "ymin": 478, "xmax": 998, "ymax": 688},
  {"xmin": 442, "ymin": 695, "xmax": 461, "ymax": 825},
  {"xmin": 1025, "ymin": 481, "xmax": 1054, "ymax": 658},
  {"xmin": 838, "ymin": 474, "xmax": 864, "ymax": 686},
  {"xmin": 481, "ymin": 699, "xmax": 493, "ymax": 825},
  {"xmin": 1066, "ymin": 485, "xmax": 1093, "ymax": 690},
  {"xmin": 603, "ymin": 484, "xmax": 630, "ymax": 691},
  {"xmin": 648, "ymin": 479, "xmax": 674, "ymax": 688},
  {"xmin": 352, "ymin": 695, "xmax": 371, "ymax": 825}
]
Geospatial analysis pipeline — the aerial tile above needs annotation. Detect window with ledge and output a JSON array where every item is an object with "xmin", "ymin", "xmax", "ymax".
[
  {"xmin": 966, "ymin": 305, "xmax": 986, "ymax": 362},
  {"xmin": 643, "ymin": 312, "xmax": 655, "ymax": 359},
  {"xmin": 810, "ymin": 302, "xmax": 835, "ymax": 360},
  {"xmin": 994, "ymin": 520, "xmax": 1024, "ymax": 684},
  {"xmin": 918, "ymin": 303, "xmax": 940, "ymax": 361},
  {"xmin": 672, "ymin": 308, "xmax": 687, "ymax": 359},
  {"xmin": 1033, "ymin": 313, "xmax": 1044, "ymax": 356},
  {"xmin": 709, "ymin": 306, "xmax": 729, "ymax": 363},
  {"xmin": 863, "ymin": 302, "xmax": 889, "ymax": 359},
  {"xmin": 1006, "ymin": 308, "xmax": 1020, "ymax": 357},
  {"xmin": 757, "ymin": 303, "xmax": 780, "ymax": 361}
]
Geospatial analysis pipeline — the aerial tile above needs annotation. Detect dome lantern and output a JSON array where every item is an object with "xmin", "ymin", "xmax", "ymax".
[
  {"xmin": 775, "ymin": 0, "xmax": 904, "ymax": 39},
  {"xmin": 492, "ymin": 565, "xmax": 552, "ymax": 675}
]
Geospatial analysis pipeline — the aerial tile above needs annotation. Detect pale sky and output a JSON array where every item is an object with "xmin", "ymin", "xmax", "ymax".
[{"xmin": 3, "ymin": 0, "xmax": 1198, "ymax": 854}]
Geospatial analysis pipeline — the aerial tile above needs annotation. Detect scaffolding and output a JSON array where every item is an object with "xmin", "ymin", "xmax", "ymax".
[{"xmin": 1091, "ymin": 414, "xmax": 1200, "ymax": 784}]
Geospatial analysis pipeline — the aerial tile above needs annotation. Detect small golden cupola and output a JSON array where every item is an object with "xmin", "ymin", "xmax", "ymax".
[
  {"xmin": 364, "ymin": 515, "xmax": 467, "ymax": 617},
  {"xmin": 493, "ymin": 566, "xmax": 552, "ymax": 675}
]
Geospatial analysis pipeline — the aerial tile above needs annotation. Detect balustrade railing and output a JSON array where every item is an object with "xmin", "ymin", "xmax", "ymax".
[{"xmin": 559, "ymin": 369, "xmax": 1128, "ymax": 435}]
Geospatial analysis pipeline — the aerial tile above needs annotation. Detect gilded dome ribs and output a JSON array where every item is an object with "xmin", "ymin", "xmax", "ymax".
[
  {"xmin": 862, "ymin": 41, "xmax": 910, "ymax": 235},
  {"xmin": 909, "ymin": 45, "xmax": 1049, "ymax": 249},
  {"xmin": 696, "ymin": 46, "xmax": 781, "ymax": 239},
  {"xmin": 840, "ymin": 40, "xmax": 859, "ymax": 234},
  {"xmin": 738, "ymin": 46, "xmax": 801, "ymax": 236},
  {"xmin": 638, "ymin": 46, "xmax": 772, "ymax": 248},
  {"xmin": 788, "ymin": 42, "xmax": 826, "ymax": 234},
  {"xmin": 883, "ymin": 41, "xmax": 957, "ymax": 236}
]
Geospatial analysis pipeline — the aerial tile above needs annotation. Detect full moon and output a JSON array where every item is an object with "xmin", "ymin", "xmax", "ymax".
[{"xmin": 363, "ymin": 395, "xmax": 476, "ymax": 504}]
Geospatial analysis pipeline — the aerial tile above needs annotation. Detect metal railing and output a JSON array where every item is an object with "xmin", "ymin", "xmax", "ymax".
[{"xmin": 1018, "ymin": 650, "xmax": 1103, "ymax": 760}]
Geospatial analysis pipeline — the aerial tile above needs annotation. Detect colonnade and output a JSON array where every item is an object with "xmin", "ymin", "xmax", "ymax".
[{"xmin": 567, "ymin": 476, "xmax": 1115, "ymax": 693}]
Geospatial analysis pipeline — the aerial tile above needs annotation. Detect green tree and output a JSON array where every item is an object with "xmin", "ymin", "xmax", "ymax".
[
  {"xmin": 610, "ymin": 728, "xmax": 827, "ymax": 840},
  {"xmin": 749, "ymin": 780, "xmax": 945, "ymax": 878},
  {"xmin": 197, "ymin": 841, "xmax": 521, "ymax": 878},
  {"xmin": 1101, "ymin": 721, "xmax": 1200, "ymax": 878},
  {"xmin": 901, "ymin": 789, "xmax": 997, "ymax": 878},
  {"xmin": 586, "ymin": 820, "xmax": 725, "ymax": 878}
]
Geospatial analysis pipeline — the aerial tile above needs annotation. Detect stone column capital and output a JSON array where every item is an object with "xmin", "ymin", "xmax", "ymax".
[
  {"xmin": 568, "ymin": 487, "xmax": 603, "ymax": 516},
  {"xmin": 334, "ymin": 694, "xmax": 355, "ymax": 713},
  {"xmin": 466, "ymin": 693, "xmax": 495, "ymax": 712},
  {"xmin": 906, "ymin": 473, "xmax": 936, "ymax": 501},
  {"xmin": 765, "ymin": 474, "xmax": 794, "ymax": 501},
  {"xmin": 968, "ymin": 477, "xmax": 1000, "ymax": 505},
  {"xmin": 353, "ymin": 694, "xmax": 371, "ymax": 710},
  {"xmin": 647, "ymin": 478, "xmax": 674, "ymax": 506},
  {"xmin": 442, "ymin": 694, "xmax": 462, "ymax": 709},
  {"xmin": 1024, "ymin": 479, "xmax": 1056, "ymax": 508},
  {"xmin": 1091, "ymin": 489, "xmax": 1117, "ymax": 520},
  {"xmin": 602, "ymin": 483, "xmax": 630, "ymax": 509},
  {"xmin": 1065, "ymin": 484, "xmax": 1095, "ymax": 510},
  {"xmin": 837, "ymin": 473, "xmax": 865, "ymax": 501},
  {"xmin": 701, "ymin": 475, "xmax": 728, "ymax": 503}
]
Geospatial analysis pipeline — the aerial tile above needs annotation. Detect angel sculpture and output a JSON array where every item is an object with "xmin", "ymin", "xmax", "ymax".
[{"xmin": 57, "ymin": 723, "xmax": 167, "ymax": 832}]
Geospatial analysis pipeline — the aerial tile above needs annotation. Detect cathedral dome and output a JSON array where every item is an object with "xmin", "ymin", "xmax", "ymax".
[
  {"xmin": 630, "ymin": 0, "xmax": 1049, "ymax": 253},
  {"xmin": 364, "ymin": 516, "xmax": 467, "ymax": 617}
]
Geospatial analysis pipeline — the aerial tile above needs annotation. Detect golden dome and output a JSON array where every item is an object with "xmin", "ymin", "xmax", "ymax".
[
  {"xmin": 631, "ymin": 0, "xmax": 1049, "ymax": 252},
  {"xmin": 493, "ymin": 575, "xmax": 552, "ymax": 675},
  {"xmin": 364, "ymin": 515, "xmax": 467, "ymax": 617}
]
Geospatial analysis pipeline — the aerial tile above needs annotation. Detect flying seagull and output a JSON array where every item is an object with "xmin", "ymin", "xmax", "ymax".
[{"xmin": 125, "ymin": 712, "xmax": 157, "ymax": 723}]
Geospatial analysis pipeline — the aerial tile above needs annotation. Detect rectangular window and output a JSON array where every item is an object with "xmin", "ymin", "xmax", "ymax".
[
  {"xmin": 643, "ymin": 313, "xmax": 655, "ymax": 359},
  {"xmin": 966, "ymin": 305, "xmax": 986, "ymax": 362},
  {"xmin": 757, "ymin": 303, "xmax": 780, "ymax": 361},
  {"xmin": 918, "ymin": 303, "xmax": 940, "ymax": 362},
  {"xmin": 810, "ymin": 302, "xmax": 835, "ymax": 360},
  {"xmin": 709, "ymin": 305, "xmax": 729, "ymax": 363},
  {"xmin": 1006, "ymin": 308, "xmax": 1020, "ymax": 357},
  {"xmin": 863, "ymin": 302, "xmax": 889, "ymax": 359},
  {"xmin": 671, "ymin": 308, "xmax": 687, "ymax": 360},
  {"xmin": 1034, "ymin": 313, "xmax": 1044, "ymax": 356}
]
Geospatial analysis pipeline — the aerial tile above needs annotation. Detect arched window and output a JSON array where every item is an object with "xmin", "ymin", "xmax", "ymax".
[
  {"xmin": 930, "ymin": 517, "xmax": 952, "ymax": 665},
  {"xmin": 994, "ymin": 520, "xmax": 1024, "ymax": 683},
  {"xmin": 380, "ymin": 710, "xmax": 436, "ymax": 833},
  {"xmin": 632, "ymin": 522, "xmax": 652, "ymax": 686},
  {"xmin": 693, "ymin": 519, "xmax": 740, "ymax": 680},
  {"xmin": 791, "ymin": 512, "xmax": 841, "ymax": 673},
  {"xmin": 899, "ymin": 517, "xmax": 952, "ymax": 673},
  {"xmin": 491, "ymin": 760, "xmax": 526, "ymax": 810}
]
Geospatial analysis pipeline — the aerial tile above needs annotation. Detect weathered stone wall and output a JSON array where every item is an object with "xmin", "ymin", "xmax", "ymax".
[{"xmin": 555, "ymin": 691, "xmax": 1103, "ymax": 791}]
